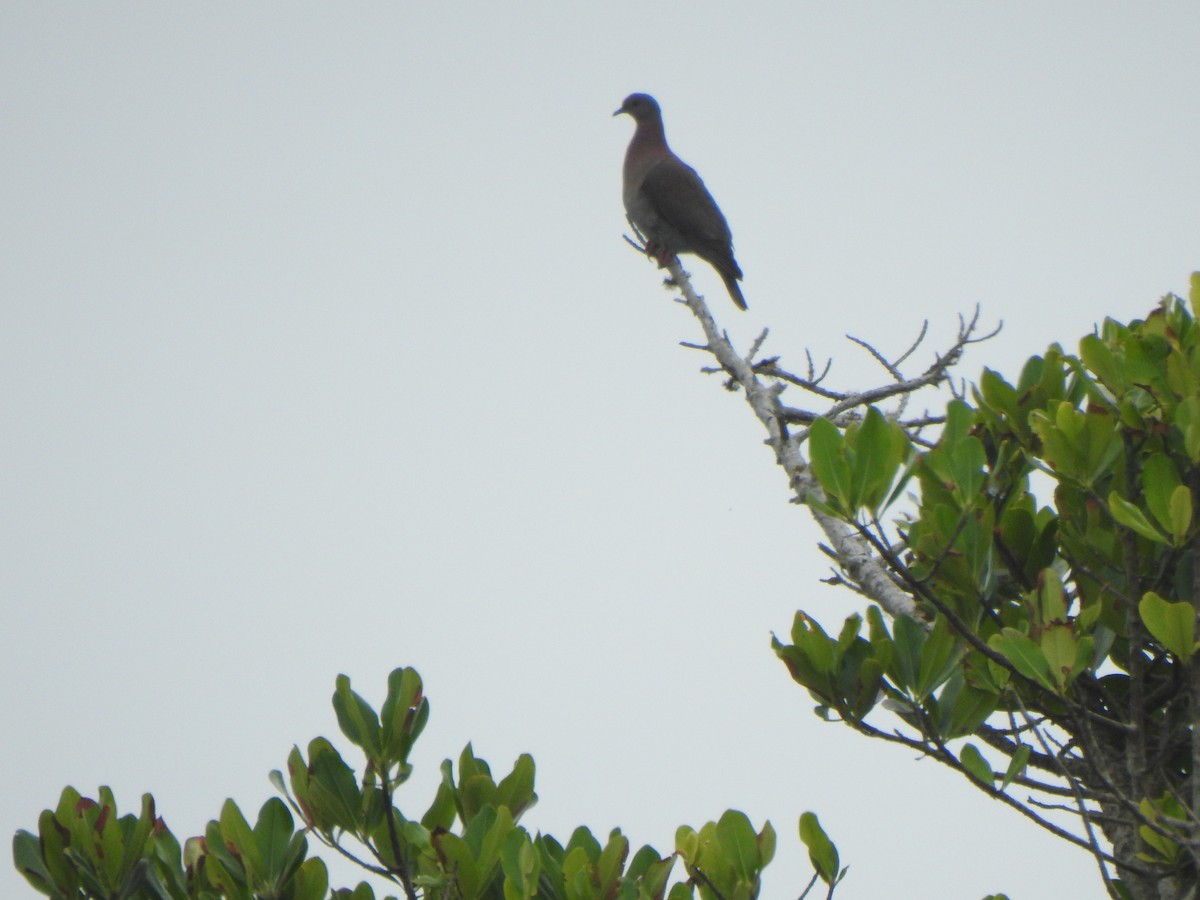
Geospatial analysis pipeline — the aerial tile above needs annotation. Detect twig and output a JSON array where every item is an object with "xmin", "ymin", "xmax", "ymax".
[{"xmin": 661, "ymin": 259, "xmax": 926, "ymax": 623}]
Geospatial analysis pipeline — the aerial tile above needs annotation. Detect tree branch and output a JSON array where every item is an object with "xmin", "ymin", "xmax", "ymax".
[{"xmin": 664, "ymin": 260, "xmax": 927, "ymax": 623}]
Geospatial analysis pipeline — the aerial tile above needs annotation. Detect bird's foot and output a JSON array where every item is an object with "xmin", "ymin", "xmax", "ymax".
[{"xmin": 644, "ymin": 241, "xmax": 676, "ymax": 268}]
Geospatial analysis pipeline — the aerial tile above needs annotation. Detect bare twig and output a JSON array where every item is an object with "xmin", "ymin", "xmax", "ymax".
[{"xmin": 664, "ymin": 260, "xmax": 932, "ymax": 624}]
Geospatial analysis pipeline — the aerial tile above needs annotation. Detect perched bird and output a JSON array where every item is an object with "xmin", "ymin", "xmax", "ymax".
[{"xmin": 614, "ymin": 92, "xmax": 746, "ymax": 310}]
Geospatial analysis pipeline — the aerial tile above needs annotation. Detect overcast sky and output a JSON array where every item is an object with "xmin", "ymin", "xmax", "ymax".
[{"xmin": 4, "ymin": 4, "xmax": 1200, "ymax": 898}]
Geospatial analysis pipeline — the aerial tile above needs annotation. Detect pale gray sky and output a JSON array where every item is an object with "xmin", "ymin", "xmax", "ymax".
[{"xmin": 3, "ymin": 4, "xmax": 1200, "ymax": 898}]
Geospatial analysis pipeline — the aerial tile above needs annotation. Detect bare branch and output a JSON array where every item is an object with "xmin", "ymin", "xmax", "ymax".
[{"xmin": 661, "ymin": 260, "xmax": 951, "ymax": 623}]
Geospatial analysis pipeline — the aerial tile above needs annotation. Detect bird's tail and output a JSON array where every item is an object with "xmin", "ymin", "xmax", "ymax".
[{"xmin": 722, "ymin": 272, "xmax": 748, "ymax": 311}]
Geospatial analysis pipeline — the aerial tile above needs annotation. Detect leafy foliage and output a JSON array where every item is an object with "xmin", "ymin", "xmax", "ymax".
[
  {"xmin": 788, "ymin": 280, "xmax": 1200, "ymax": 897},
  {"xmin": 35, "ymin": 260, "xmax": 1200, "ymax": 898},
  {"xmin": 14, "ymin": 668, "xmax": 830, "ymax": 899}
]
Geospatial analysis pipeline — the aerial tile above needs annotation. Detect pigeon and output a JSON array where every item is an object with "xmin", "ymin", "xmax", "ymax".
[{"xmin": 614, "ymin": 92, "xmax": 747, "ymax": 310}]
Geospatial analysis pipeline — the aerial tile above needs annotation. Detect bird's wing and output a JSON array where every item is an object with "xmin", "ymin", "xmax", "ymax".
[{"xmin": 639, "ymin": 156, "xmax": 733, "ymax": 250}]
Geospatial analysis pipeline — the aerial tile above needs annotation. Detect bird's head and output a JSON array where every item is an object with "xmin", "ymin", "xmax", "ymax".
[{"xmin": 613, "ymin": 93, "xmax": 661, "ymax": 122}]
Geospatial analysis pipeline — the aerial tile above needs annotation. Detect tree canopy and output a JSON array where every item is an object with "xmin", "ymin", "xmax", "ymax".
[{"xmin": 17, "ymin": 269, "xmax": 1200, "ymax": 900}]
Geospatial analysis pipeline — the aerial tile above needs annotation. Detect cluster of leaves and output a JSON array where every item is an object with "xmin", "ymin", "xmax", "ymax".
[
  {"xmin": 14, "ymin": 784, "xmax": 332, "ymax": 900},
  {"xmin": 14, "ymin": 667, "xmax": 839, "ymax": 900},
  {"xmin": 784, "ymin": 282, "xmax": 1200, "ymax": 894}
]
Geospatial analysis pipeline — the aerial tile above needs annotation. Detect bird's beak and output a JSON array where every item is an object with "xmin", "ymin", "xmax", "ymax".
[{"xmin": 612, "ymin": 105, "xmax": 626, "ymax": 117}]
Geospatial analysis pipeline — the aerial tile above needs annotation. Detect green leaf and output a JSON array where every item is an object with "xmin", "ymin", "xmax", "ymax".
[
  {"xmin": 308, "ymin": 746, "xmax": 365, "ymax": 833},
  {"xmin": 673, "ymin": 825, "xmax": 697, "ymax": 862},
  {"xmin": 499, "ymin": 831, "xmax": 539, "ymax": 900},
  {"xmin": 798, "ymin": 813, "xmax": 838, "ymax": 885},
  {"xmin": 866, "ymin": 605, "xmax": 891, "ymax": 644},
  {"xmin": 1107, "ymin": 492, "xmax": 1168, "ymax": 544},
  {"xmin": 203, "ymin": 818, "xmax": 247, "ymax": 892},
  {"xmin": 1139, "ymin": 592, "xmax": 1196, "ymax": 660},
  {"xmin": 430, "ymin": 831, "xmax": 481, "ymax": 899},
  {"xmin": 35, "ymin": 806, "xmax": 76, "ymax": 894},
  {"xmin": 421, "ymin": 781, "xmax": 458, "ymax": 832},
  {"xmin": 121, "ymin": 794, "xmax": 156, "ymax": 888},
  {"xmin": 944, "ymin": 404, "xmax": 986, "ymax": 501},
  {"xmin": 458, "ymin": 744, "xmax": 492, "ymax": 782},
  {"xmin": 333, "ymin": 674, "xmax": 383, "ymax": 759},
  {"xmin": 252, "ymin": 798, "xmax": 296, "ymax": 883},
  {"xmin": 1000, "ymin": 744, "xmax": 1032, "ymax": 791},
  {"xmin": 12, "ymin": 830, "xmax": 53, "ymax": 895},
  {"xmin": 715, "ymin": 811, "xmax": 758, "ymax": 880},
  {"xmin": 496, "ymin": 754, "xmax": 537, "ymax": 821},
  {"xmin": 380, "ymin": 667, "xmax": 427, "ymax": 768},
  {"xmin": 1138, "ymin": 797, "xmax": 1184, "ymax": 864},
  {"xmin": 891, "ymin": 614, "xmax": 925, "ymax": 694},
  {"xmin": 915, "ymin": 616, "xmax": 960, "ymax": 700},
  {"xmin": 987, "ymin": 629, "xmax": 1057, "ymax": 692},
  {"xmin": 851, "ymin": 657, "xmax": 885, "ymax": 719},
  {"xmin": 757, "ymin": 820, "xmax": 776, "ymax": 869},
  {"xmin": 1141, "ymin": 453, "xmax": 1182, "ymax": 534},
  {"xmin": 809, "ymin": 417, "xmax": 852, "ymax": 511},
  {"xmin": 1074, "ymin": 635, "xmax": 1096, "ymax": 677},
  {"xmin": 1040, "ymin": 624, "xmax": 1077, "ymax": 689},
  {"xmin": 959, "ymin": 744, "xmax": 994, "ymax": 787},
  {"xmin": 1169, "ymin": 485, "xmax": 1193, "ymax": 545},
  {"xmin": 785, "ymin": 613, "xmax": 839, "ymax": 679},
  {"xmin": 977, "ymin": 368, "xmax": 1026, "ymax": 439},
  {"xmin": 1076, "ymin": 596, "xmax": 1102, "ymax": 632},
  {"xmin": 851, "ymin": 407, "xmax": 906, "ymax": 512},
  {"xmin": 595, "ymin": 830, "xmax": 629, "ymax": 894},
  {"xmin": 1030, "ymin": 405, "xmax": 1081, "ymax": 481},
  {"xmin": 836, "ymin": 613, "xmax": 862, "ymax": 655},
  {"xmin": 1079, "ymin": 334, "xmax": 1125, "ymax": 392},
  {"xmin": 476, "ymin": 805, "xmax": 514, "ymax": 868},
  {"xmin": 1036, "ymin": 568, "xmax": 1067, "ymax": 624},
  {"xmin": 1123, "ymin": 334, "xmax": 1170, "ymax": 393},
  {"xmin": 945, "ymin": 684, "xmax": 998, "ymax": 740},
  {"xmin": 1176, "ymin": 397, "xmax": 1200, "ymax": 462},
  {"xmin": 95, "ymin": 790, "xmax": 124, "ymax": 889},
  {"xmin": 635, "ymin": 852, "xmax": 675, "ymax": 899},
  {"xmin": 268, "ymin": 769, "xmax": 289, "ymax": 800},
  {"xmin": 461, "ymin": 775, "xmax": 499, "ymax": 823},
  {"xmin": 218, "ymin": 799, "xmax": 261, "ymax": 880},
  {"xmin": 882, "ymin": 452, "xmax": 918, "ymax": 514},
  {"xmin": 293, "ymin": 858, "xmax": 329, "ymax": 900}
]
